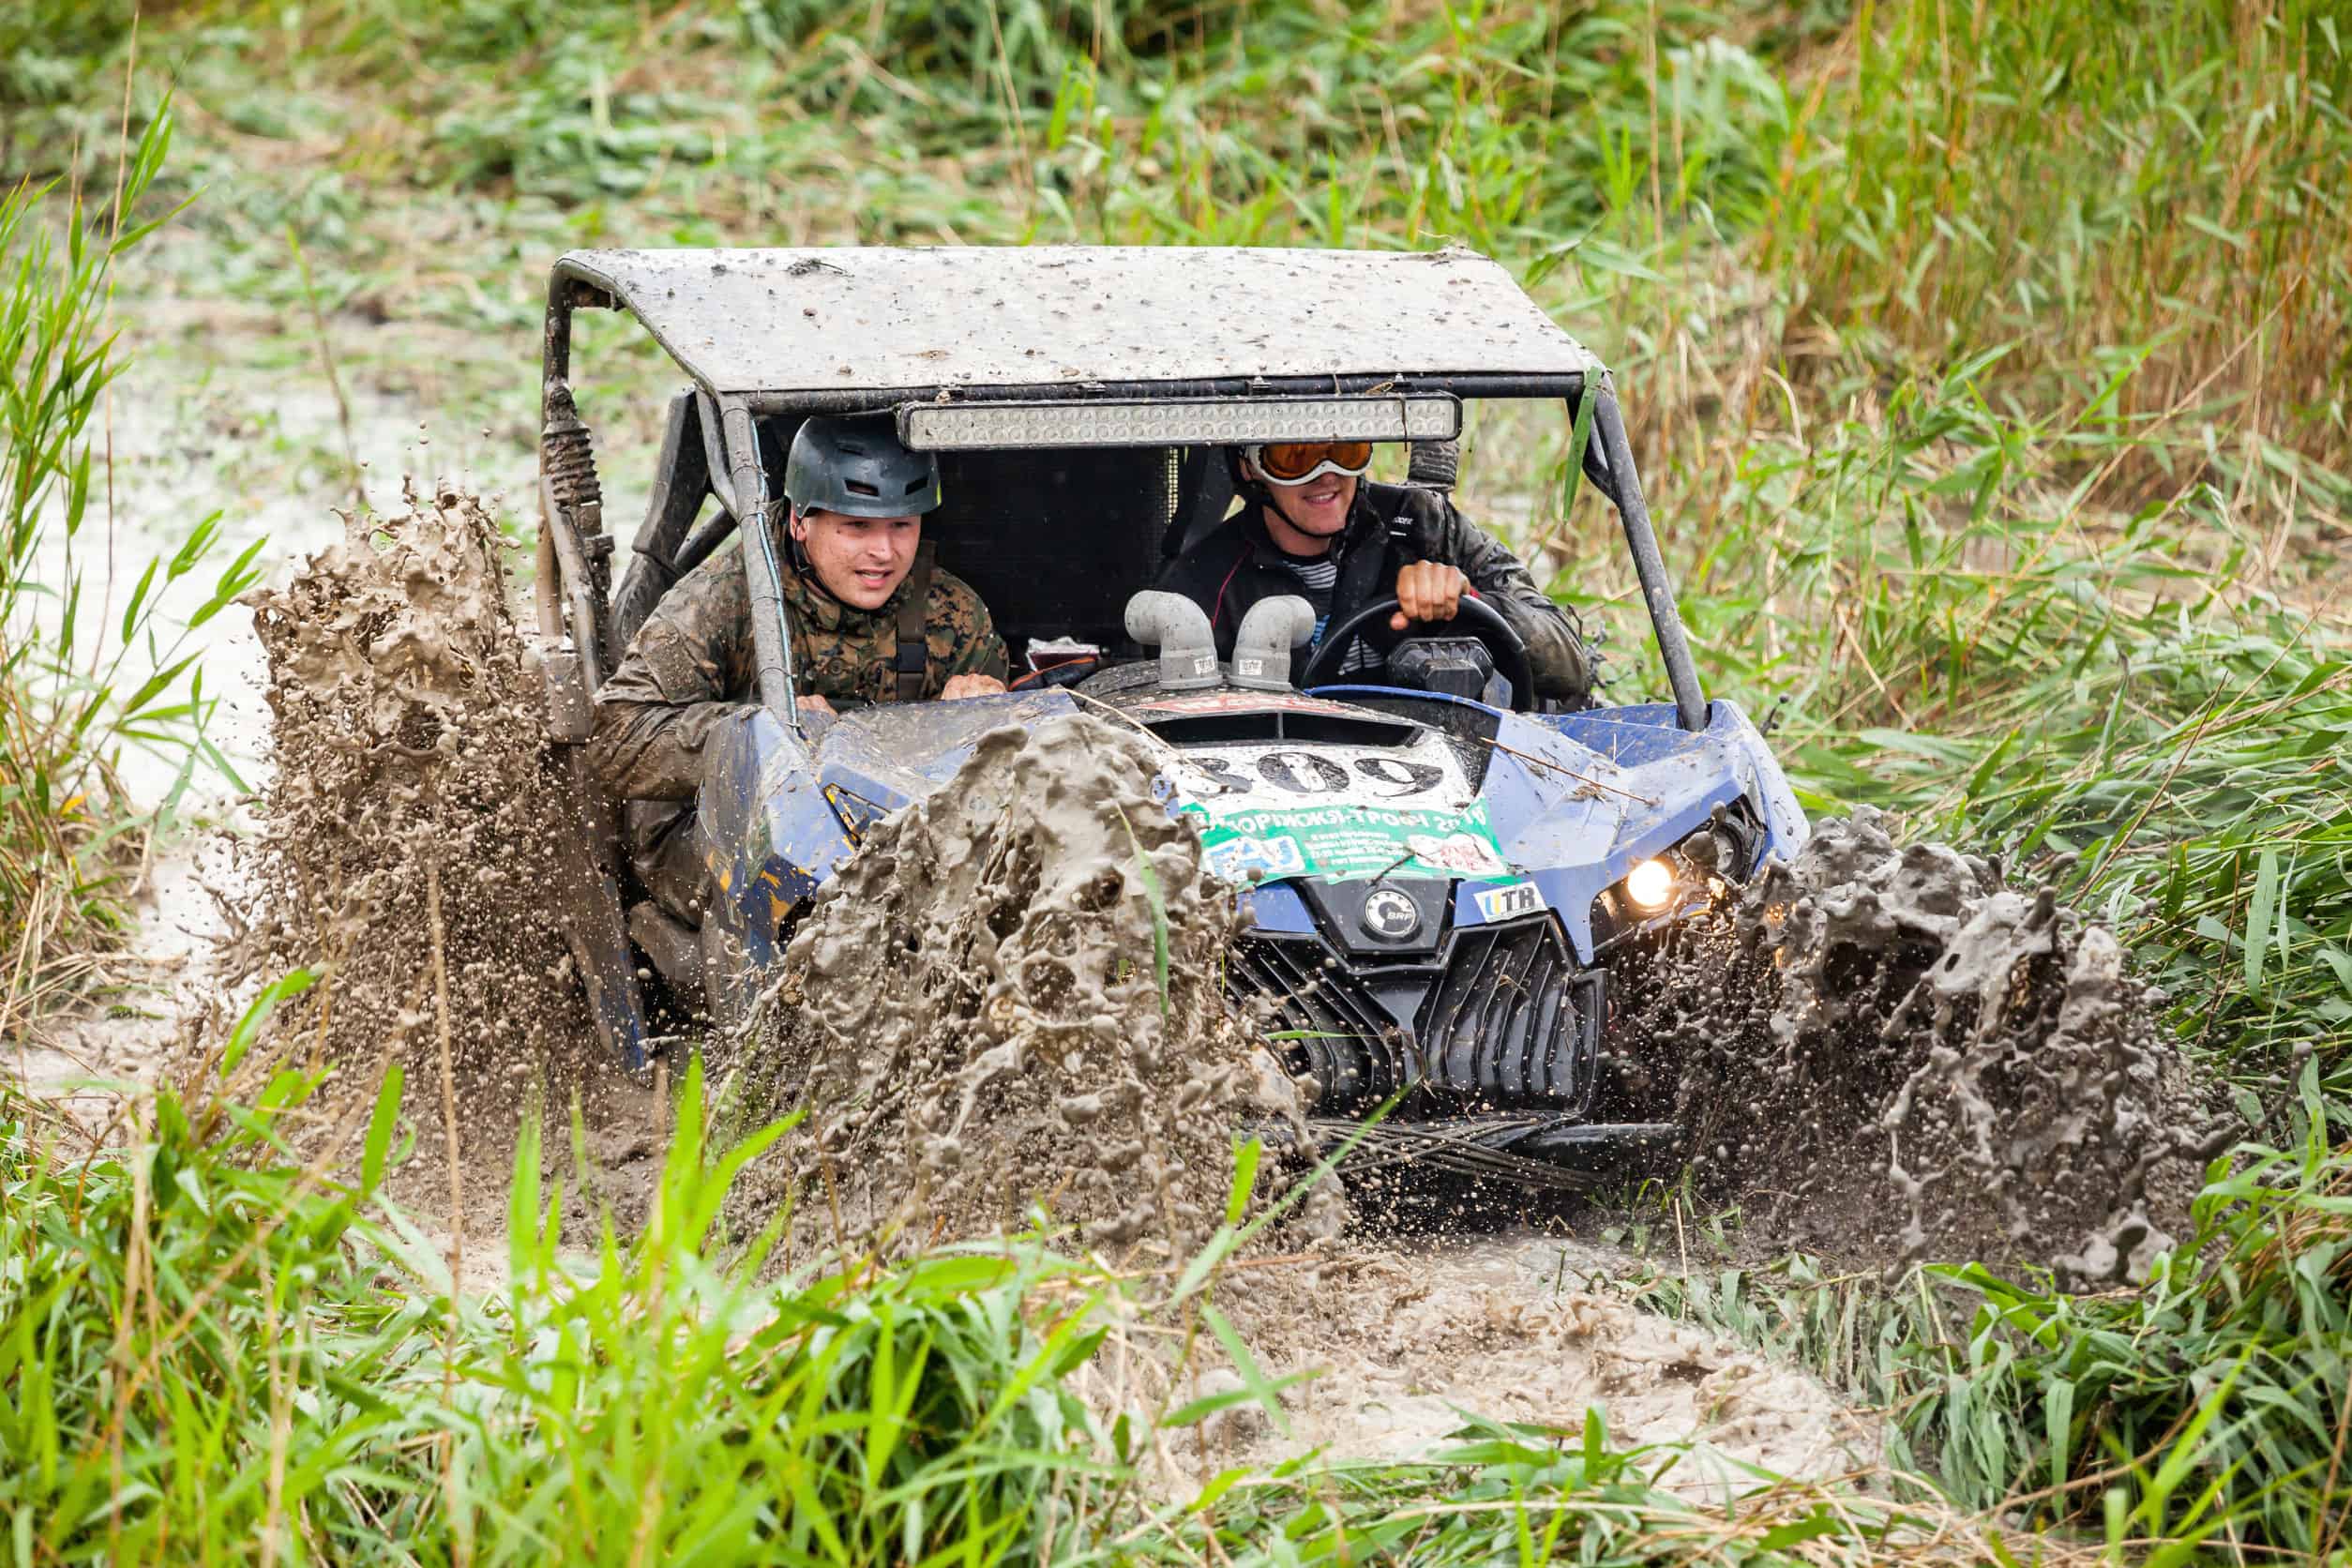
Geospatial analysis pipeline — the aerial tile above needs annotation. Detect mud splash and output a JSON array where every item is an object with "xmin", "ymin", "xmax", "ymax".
[
  {"xmin": 227, "ymin": 483, "xmax": 582, "ymax": 1122},
  {"xmin": 1636, "ymin": 810, "xmax": 2224, "ymax": 1285},
  {"xmin": 728, "ymin": 714, "xmax": 1334, "ymax": 1262}
]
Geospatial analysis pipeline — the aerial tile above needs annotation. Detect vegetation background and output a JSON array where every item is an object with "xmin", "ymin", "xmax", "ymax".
[{"xmin": 2, "ymin": 0, "xmax": 2346, "ymax": 1561}]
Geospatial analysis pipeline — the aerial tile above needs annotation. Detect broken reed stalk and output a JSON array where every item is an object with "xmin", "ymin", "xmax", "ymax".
[{"xmin": 424, "ymin": 846, "xmax": 471, "ymax": 1563}]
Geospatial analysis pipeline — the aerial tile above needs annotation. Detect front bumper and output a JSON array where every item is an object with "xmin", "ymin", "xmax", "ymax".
[{"xmin": 1304, "ymin": 1113, "xmax": 1681, "ymax": 1190}]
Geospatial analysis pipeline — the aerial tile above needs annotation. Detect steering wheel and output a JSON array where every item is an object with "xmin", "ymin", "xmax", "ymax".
[{"xmin": 1298, "ymin": 593, "xmax": 1536, "ymax": 712}]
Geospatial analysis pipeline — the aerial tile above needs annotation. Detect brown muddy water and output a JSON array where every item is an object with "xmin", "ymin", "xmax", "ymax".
[
  {"xmin": 1635, "ymin": 814, "xmax": 2226, "ymax": 1288},
  {"xmin": 20, "ymin": 477, "xmax": 2220, "ymax": 1492}
]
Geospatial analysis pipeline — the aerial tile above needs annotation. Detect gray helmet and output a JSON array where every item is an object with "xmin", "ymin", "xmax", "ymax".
[{"xmin": 782, "ymin": 415, "xmax": 941, "ymax": 519}]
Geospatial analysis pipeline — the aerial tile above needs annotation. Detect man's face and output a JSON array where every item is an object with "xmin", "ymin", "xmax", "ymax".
[
  {"xmin": 1260, "ymin": 470, "xmax": 1357, "ymax": 550},
  {"xmin": 792, "ymin": 506, "xmax": 922, "ymax": 610}
]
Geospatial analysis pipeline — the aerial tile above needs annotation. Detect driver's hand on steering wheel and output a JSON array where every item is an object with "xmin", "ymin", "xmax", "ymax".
[{"xmin": 1390, "ymin": 562, "xmax": 1471, "ymax": 632}]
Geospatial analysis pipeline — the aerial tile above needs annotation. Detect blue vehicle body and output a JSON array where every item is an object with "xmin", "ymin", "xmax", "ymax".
[
  {"xmin": 699, "ymin": 686, "xmax": 1803, "ymax": 973},
  {"xmin": 683, "ymin": 674, "xmax": 1807, "ymax": 1173}
]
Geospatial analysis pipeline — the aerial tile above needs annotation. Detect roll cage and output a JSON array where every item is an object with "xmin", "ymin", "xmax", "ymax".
[
  {"xmin": 534, "ymin": 247, "xmax": 1708, "ymax": 742},
  {"xmin": 529, "ymin": 245, "xmax": 1712, "ymax": 1073}
]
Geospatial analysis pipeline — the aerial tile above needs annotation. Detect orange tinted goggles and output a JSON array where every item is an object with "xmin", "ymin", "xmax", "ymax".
[{"xmin": 1252, "ymin": 440, "xmax": 1376, "ymax": 485}]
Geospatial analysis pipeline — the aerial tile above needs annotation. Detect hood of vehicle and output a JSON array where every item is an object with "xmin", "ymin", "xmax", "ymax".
[
  {"xmin": 709, "ymin": 685, "xmax": 1806, "ymax": 968},
  {"xmin": 1127, "ymin": 687, "xmax": 1809, "ymax": 961}
]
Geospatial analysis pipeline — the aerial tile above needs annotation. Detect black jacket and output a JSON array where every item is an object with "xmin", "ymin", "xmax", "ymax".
[{"xmin": 1151, "ymin": 481, "xmax": 1592, "ymax": 702}]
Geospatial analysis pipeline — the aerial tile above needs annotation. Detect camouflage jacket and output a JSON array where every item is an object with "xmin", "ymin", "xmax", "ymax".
[{"xmin": 587, "ymin": 541, "xmax": 1008, "ymax": 800}]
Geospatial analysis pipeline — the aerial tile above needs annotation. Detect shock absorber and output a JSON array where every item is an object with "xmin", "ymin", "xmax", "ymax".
[
  {"xmin": 542, "ymin": 383, "xmax": 606, "ymax": 533},
  {"xmin": 541, "ymin": 382, "xmax": 613, "ymax": 658}
]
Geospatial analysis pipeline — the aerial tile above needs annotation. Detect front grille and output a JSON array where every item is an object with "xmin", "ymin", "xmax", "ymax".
[
  {"xmin": 1228, "ymin": 938, "xmax": 1408, "ymax": 1107},
  {"xmin": 1421, "ymin": 918, "xmax": 1600, "ymax": 1106},
  {"xmin": 1229, "ymin": 913, "xmax": 1600, "ymax": 1114}
]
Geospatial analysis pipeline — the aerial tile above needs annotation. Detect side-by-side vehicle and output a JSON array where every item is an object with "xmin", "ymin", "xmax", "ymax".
[{"xmin": 531, "ymin": 245, "xmax": 1808, "ymax": 1183}]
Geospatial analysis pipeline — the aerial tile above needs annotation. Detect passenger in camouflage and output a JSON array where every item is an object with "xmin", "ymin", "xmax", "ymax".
[
  {"xmin": 588, "ymin": 415, "xmax": 1007, "ymax": 924},
  {"xmin": 585, "ymin": 540, "xmax": 1007, "ymax": 799}
]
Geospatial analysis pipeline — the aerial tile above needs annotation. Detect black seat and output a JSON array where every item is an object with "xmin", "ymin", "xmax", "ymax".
[{"xmin": 927, "ymin": 445, "xmax": 1181, "ymax": 658}]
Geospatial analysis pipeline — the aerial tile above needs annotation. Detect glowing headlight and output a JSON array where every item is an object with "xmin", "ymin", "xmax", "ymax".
[{"xmin": 1625, "ymin": 857, "xmax": 1677, "ymax": 911}]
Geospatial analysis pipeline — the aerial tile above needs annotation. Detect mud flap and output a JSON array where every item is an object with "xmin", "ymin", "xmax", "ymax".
[
  {"xmin": 547, "ymin": 747, "xmax": 652, "ymax": 1073},
  {"xmin": 539, "ymin": 644, "xmax": 653, "ymax": 1073}
]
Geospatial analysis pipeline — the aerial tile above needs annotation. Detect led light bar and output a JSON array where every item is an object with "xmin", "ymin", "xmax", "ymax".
[{"xmin": 897, "ymin": 395, "xmax": 1461, "ymax": 451}]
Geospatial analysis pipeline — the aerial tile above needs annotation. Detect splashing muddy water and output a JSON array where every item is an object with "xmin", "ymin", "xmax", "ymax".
[
  {"xmin": 226, "ymin": 483, "xmax": 595, "ymax": 1189},
  {"xmin": 726, "ymin": 713, "xmax": 1336, "ymax": 1264},
  {"xmin": 1635, "ymin": 810, "xmax": 2225, "ymax": 1285},
  {"xmin": 234, "ymin": 485, "xmax": 570, "ymax": 1044}
]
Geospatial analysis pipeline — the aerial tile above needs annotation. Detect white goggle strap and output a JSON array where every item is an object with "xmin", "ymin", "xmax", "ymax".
[{"xmin": 1244, "ymin": 445, "xmax": 1374, "ymax": 488}]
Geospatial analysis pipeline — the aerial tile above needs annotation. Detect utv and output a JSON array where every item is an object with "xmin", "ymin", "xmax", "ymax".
[{"xmin": 531, "ymin": 245, "xmax": 1807, "ymax": 1182}]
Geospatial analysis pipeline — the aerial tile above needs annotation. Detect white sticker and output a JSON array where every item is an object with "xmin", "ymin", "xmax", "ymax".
[
  {"xmin": 1404, "ymin": 831, "xmax": 1509, "ymax": 879},
  {"xmin": 1471, "ymin": 881, "xmax": 1542, "ymax": 922},
  {"xmin": 1168, "ymin": 736, "xmax": 1473, "ymax": 812}
]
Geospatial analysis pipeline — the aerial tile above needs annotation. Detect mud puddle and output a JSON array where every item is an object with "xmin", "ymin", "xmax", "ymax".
[{"xmin": 1200, "ymin": 1233, "xmax": 1878, "ymax": 1500}]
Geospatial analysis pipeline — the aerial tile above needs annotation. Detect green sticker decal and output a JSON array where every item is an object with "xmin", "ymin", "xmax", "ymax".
[{"xmin": 1184, "ymin": 797, "xmax": 1513, "ymax": 883}]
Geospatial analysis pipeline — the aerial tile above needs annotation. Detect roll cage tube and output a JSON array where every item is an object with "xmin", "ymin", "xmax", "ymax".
[
  {"xmin": 1576, "ymin": 381, "xmax": 1708, "ymax": 732},
  {"xmin": 540, "ymin": 264, "xmax": 805, "ymax": 740},
  {"xmin": 716, "ymin": 394, "xmax": 807, "ymax": 737}
]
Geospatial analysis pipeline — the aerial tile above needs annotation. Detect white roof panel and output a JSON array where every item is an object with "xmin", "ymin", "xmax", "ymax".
[{"xmin": 554, "ymin": 245, "xmax": 1601, "ymax": 396}]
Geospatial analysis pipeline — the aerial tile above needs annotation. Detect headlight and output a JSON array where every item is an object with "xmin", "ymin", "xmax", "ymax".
[{"xmin": 1625, "ymin": 857, "xmax": 1677, "ymax": 910}]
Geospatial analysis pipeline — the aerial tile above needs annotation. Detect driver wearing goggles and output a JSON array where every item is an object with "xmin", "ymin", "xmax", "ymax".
[{"xmin": 1151, "ymin": 438, "xmax": 1593, "ymax": 702}]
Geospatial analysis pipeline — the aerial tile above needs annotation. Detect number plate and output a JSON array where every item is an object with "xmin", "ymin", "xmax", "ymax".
[{"xmin": 1166, "ymin": 736, "xmax": 1516, "ymax": 884}]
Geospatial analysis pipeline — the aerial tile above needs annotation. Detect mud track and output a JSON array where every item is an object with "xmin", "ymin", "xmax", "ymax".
[{"xmin": 143, "ymin": 483, "xmax": 2225, "ymax": 1483}]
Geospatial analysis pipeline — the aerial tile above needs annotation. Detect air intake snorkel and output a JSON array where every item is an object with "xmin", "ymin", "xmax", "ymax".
[
  {"xmin": 1123, "ymin": 591, "xmax": 1220, "ymax": 690},
  {"xmin": 1229, "ymin": 596, "xmax": 1314, "ymax": 691}
]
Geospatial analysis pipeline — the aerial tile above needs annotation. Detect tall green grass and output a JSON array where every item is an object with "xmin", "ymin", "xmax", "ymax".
[
  {"xmin": 1680, "ymin": 386, "xmax": 2348, "ymax": 1090},
  {"xmin": 6, "ymin": 1025, "xmax": 2015, "ymax": 1566},
  {"xmin": 1, "ymin": 101, "xmax": 260, "ymax": 1036},
  {"xmin": 1, "ymin": 1050, "xmax": 1121, "ymax": 1562},
  {"xmin": 35, "ymin": 1, "xmax": 2342, "ymax": 467},
  {"xmin": 1767, "ymin": 0, "xmax": 2350, "ymax": 479}
]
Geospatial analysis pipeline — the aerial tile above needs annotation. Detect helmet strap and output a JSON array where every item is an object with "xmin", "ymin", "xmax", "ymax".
[
  {"xmin": 1229, "ymin": 451, "xmax": 1276, "ymax": 523},
  {"xmin": 783, "ymin": 504, "xmax": 836, "ymax": 602}
]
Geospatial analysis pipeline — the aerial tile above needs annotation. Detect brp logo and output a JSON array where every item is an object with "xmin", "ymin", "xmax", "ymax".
[{"xmin": 1362, "ymin": 887, "xmax": 1422, "ymax": 942}]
